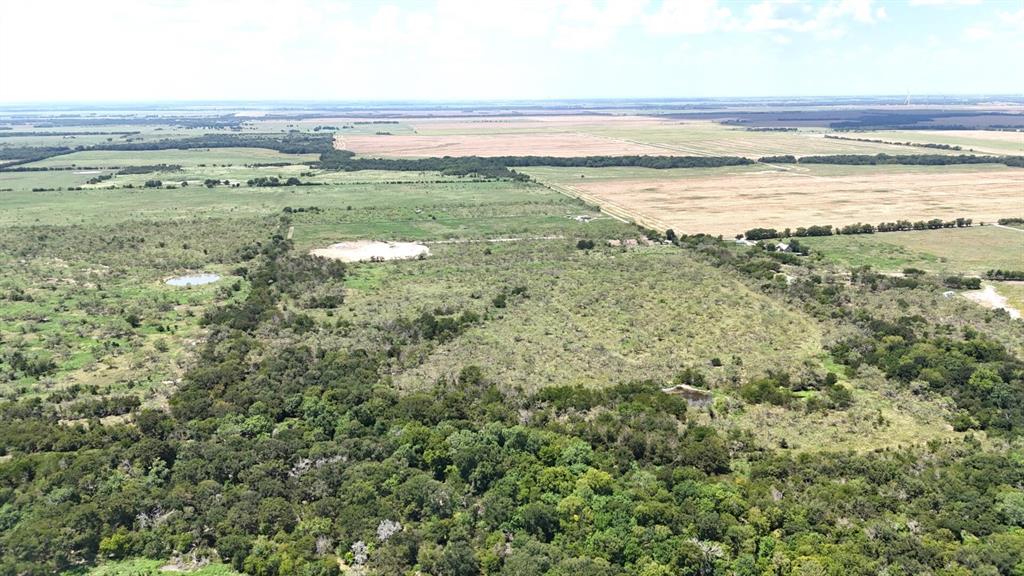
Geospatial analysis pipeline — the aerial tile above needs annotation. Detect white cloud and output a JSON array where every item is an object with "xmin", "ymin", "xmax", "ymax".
[
  {"xmin": 962, "ymin": 7, "xmax": 1024, "ymax": 43},
  {"xmin": 553, "ymin": 0, "xmax": 648, "ymax": 50},
  {"xmin": 964, "ymin": 25, "xmax": 993, "ymax": 40},
  {"xmin": 643, "ymin": 0, "xmax": 735, "ymax": 35},
  {"xmin": 909, "ymin": 0, "xmax": 981, "ymax": 5},
  {"xmin": 0, "ymin": 0, "xmax": 1017, "ymax": 102},
  {"xmin": 744, "ymin": 0, "xmax": 883, "ymax": 37}
]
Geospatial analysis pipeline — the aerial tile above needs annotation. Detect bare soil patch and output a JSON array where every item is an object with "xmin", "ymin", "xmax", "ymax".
[
  {"xmin": 964, "ymin": 284, "xmax": 1022, "ymax": 319},
  {"xmin": 310, "ymin": 240, "xmax": 428, "ymax": 262}
]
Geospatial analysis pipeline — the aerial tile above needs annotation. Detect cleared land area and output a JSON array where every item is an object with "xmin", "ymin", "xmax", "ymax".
[
  {"xmin": 338, "ymin": 115, "xmax": 956, "ymax": 158},
  {"xmin": 525, "ymin": 163, "xmax": 1024, "ymax": 236}
]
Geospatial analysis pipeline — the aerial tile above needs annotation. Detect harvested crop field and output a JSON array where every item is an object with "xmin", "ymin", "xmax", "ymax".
[
  {"xmin": 527, "ymin": 164, "xmax": 1024, "ymax": 236},
  {"xmin": 336, "ymin": 115, "xmax": 941, "ymax": 158},
  {"xmin": 337, "ymin": 132, "xmax": 672, "ymax": 158}
]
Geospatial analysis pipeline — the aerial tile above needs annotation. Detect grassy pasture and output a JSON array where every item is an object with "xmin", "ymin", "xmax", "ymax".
[
  {"xmin": 70, "ymin": 558, "xmax": 240, "ymax": 576},
  {"xmin": 1, "ymin": 175, "xmax": 612, "ymax": 242},
  {"xmin": 995, "ymin": 281, "xmax": 1024, "ymax": 312},
  {"xmin": 0, "ymin": 169, "xmax": 106, "ymax": 190},
  {"xmin": 801, "ymin": 225, "xmax": 1024, "ymax": 275},
  {"xmin": 23, "ymin": 147, "xmax": 318, "ymax": 168}
]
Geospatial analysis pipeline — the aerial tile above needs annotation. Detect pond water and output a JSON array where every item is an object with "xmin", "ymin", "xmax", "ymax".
[{"xmin": 166, "ymin": 273, "xmax": 221, "ymax": 287}]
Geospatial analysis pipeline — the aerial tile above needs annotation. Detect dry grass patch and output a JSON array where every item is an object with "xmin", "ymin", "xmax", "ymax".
[{"xmin": 531, "ymin": 165, "xmax": 1024, "ymax": 236}]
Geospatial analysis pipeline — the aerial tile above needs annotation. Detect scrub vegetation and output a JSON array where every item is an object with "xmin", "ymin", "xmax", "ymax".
[{"xmin": 1, "ymin": 105, "xmax": 1023, "ymax": 576}]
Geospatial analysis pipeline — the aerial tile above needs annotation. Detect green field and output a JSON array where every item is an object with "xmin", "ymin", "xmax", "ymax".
[
  {"xmin": 800, "ymin": 225, "xmax": 1024, "ymax": 274},
  {"xmin": 73, "ymin": 559, "xmax": 240, "ymax": 576}
]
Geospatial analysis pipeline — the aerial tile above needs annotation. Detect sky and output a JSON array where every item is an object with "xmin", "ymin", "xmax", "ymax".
[{"xmin": 1, "ymin": 0, "xmax": 1022, "ymax": 102}]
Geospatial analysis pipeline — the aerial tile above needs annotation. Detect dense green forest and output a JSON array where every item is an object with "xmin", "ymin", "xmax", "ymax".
[{"xmin": 2, "ymin": 217, "xmax": 1023, "ymax": 575}]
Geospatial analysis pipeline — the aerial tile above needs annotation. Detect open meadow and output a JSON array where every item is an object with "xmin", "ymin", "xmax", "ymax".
[{"xmin": 799, "ymin": 224, "xmax": 1024, "ymax": 275}]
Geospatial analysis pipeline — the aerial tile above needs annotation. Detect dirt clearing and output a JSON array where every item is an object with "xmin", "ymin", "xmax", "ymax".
[
  {"xmin": 311, "ymin": 241, "xmax": 429, "ymax": 262},
  {"xmin": 964, "ymin": 284, "xmax": 1022, "ymax": 319}
]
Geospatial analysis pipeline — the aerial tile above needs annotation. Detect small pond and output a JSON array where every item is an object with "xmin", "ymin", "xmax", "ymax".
[{"xmin": 166, "ymin": 273, "xmax": 221, "ymax": 287}]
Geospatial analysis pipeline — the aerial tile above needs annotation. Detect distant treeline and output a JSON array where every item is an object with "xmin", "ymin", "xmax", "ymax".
[
  {"xmin": 744, "ymin": 217, "xmax": 975, "ymax": 240},
  {"xmin": 758, "ymin": 153, "xmax": 1023, "ymax": 168},
  {"xmin": 745, "ymin": 127, "xmax": 797, "ymax": 132},
  {"xmin": 0, "ymin": 130, "xmax": 140, "ymax": 138},
  {"xmin": 92, "ymin": 133, "xmax": 335, "ymax": 155},
  {"xmin": 824, "ymin": 134, "xmax": 963, "ymax": 150},
  {"xmin": 6, "ymin": 115, "xmax": 246, "ymax": 129},
  {"xmin": 0, "ymin": 146, "xmax": 73, "ymax": 168},
  {"xmin": 117, "ymin": 164, "xmax": 182, "ymax": 175},
  {"xmin": 318, "ymin": 150, "xmax": 528, "ymax": 179},
  {"xmin": 318, "ymin": 150, "xmax": 754, "ymax": 179},
  {"xmin": 998, "ymin": 217, "xmax": 1024, "ymax": 225},
  {"xmin": 498, "ymin": 155, "xmax": 754, "ymax": 168},
  {"xmin": 0, "ymin": 134, "xmax": 337, "ymax": 169},
  {"xmin": 835, "ymin": 123, "xmax": 1023, "ymax": 131}
]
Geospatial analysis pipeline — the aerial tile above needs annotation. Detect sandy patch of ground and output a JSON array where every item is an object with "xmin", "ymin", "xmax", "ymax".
[
  {"xmin": 551, "ymin": 168, "xmax": 1024, "ymax": 236},
  {"xmin": 311, "ymin": 240, "xmax": 429, "ymax": 262},
  {"xmin": 964, "ymin": 284, "xmax": 1022, "ymax": 319}
]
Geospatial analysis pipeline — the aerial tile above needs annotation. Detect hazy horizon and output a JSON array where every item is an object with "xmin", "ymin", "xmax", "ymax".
[{"xmin": 1, "ymin": 94, "xmax": 1022, "ymax": 111}]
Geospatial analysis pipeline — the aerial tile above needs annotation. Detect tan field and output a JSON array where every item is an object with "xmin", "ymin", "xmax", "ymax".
[
  {"xmin": 526, "ymin": 164, "xmax": 1024, "ymax": 235},
  {"xmin": 336, "ymin": 131, "xmax": 672, "ymax": 157},
  {"xmin": 336, "ymin": 115, "xmax": 956, "ymax": 158}
]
